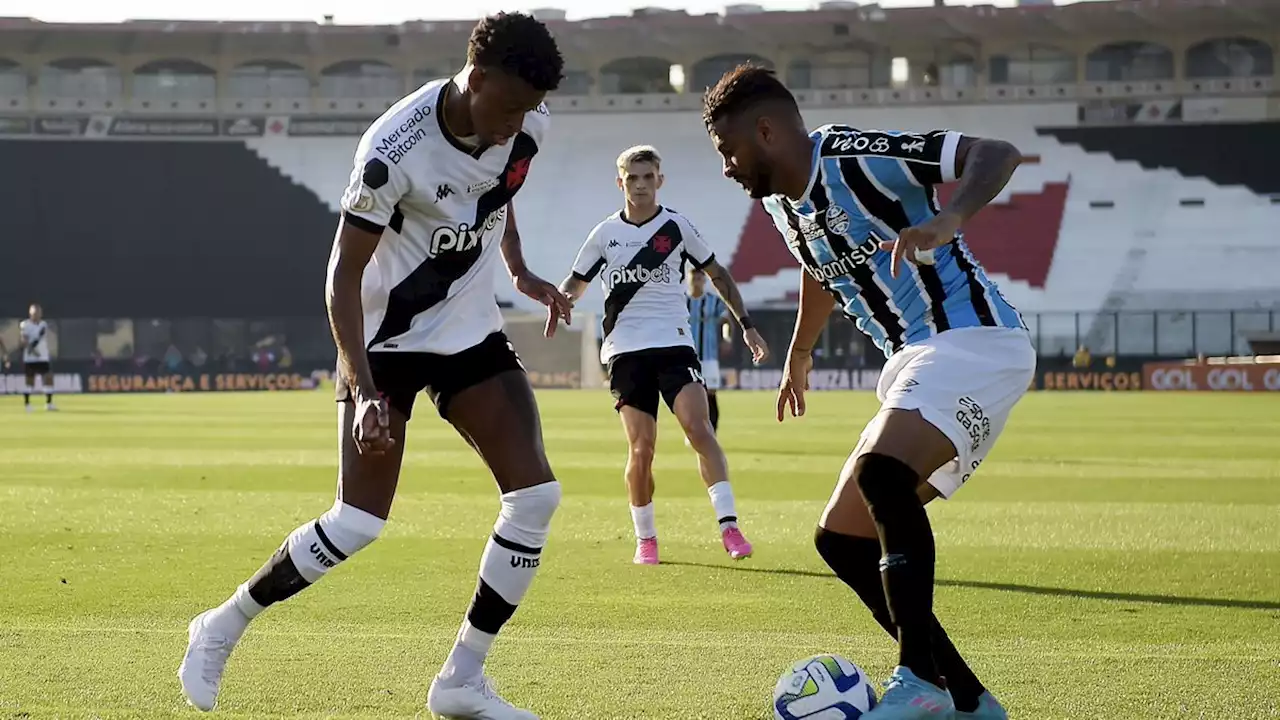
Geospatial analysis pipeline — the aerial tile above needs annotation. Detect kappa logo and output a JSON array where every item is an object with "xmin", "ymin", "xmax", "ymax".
[
  {"xmin": 435, "ymin": 184, "xmax": 454, "ymax": 202},
  {"xmin": 608, "ymin": 238, "xmax": 620, "ymax": 248}
]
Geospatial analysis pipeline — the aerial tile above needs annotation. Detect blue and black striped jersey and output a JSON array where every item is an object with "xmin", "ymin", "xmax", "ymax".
[
  {"xmin": 687, "ymin": 292, "xmax": 726, "ymax": 364},
  {"xmin": 761, "ymin": 125, "xmax": 1024, "ymax": 358}
]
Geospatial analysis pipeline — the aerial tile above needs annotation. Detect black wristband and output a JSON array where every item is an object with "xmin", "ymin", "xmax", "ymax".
[{"xmin": 740, "ymin": 316, "xmax": 755, "ymax": 331}]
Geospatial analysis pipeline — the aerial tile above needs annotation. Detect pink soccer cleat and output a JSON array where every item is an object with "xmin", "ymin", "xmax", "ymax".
[
  {"xmin": 721, "ymin": 527, "xmax": 753, "ymax": 560},
  {"xmin": 633, "ymin": 537, "xmax": 659, "ymax": 565}
]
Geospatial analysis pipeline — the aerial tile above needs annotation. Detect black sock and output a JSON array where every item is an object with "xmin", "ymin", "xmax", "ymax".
[
  {"xmin": 853, "ymin": 453, "xmax": 940, "ymax": 686},
  {"xmin": 814, "ymin": 527, "xmax": 986, "ymax": 711},
  {"xmin": 23, "ymin": 393, "xmax": 30, "ymax": 406},
  {"xmin": 245, "ymin": 542, "xmax": 312, "ymax": 608},
  {"xmin": 46, "ymin": 393, "xmax": 53, "ymax": 404},
  {"xmin": 707, "ymin": 392, "xmax": 720, "ymax": 432}
]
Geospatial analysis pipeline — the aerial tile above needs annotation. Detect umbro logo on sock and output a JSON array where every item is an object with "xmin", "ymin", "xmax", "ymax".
[{"xmin": 310, "ymin": 543, "xmax": 338, "ymax": 569}]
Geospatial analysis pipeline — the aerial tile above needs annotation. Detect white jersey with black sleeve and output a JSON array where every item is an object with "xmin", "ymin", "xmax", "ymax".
[
  {"xmin": 338, "ymin": 73, "xmax": 550, "ymax": 356},
  {"xmin": 19, "ymin": 319, "xmax": 50, "ymax": 363},
  {"xmin": 570, "ymin": 206, "xmax": 716, "ymax": 363}
]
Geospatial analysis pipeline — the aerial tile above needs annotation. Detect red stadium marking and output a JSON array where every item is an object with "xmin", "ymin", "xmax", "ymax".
[{"xmin": 729, "ymin": 181, "xmax": 1068, "ymax": 290}]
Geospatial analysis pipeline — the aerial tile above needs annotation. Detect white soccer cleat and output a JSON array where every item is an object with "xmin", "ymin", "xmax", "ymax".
[
  {"xmin": 45, "ymin": 403, "xmax": 58, "ymax": 412},
  {"xmin": 178, "ymin": 608, "xmax": 247, "ymax": 711},
  {"xmin": 427, "ymin": 674, "xmax": 539, "ymax": 720}
]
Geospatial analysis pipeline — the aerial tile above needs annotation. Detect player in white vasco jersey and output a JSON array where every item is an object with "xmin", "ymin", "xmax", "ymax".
[
  {"xmin": 178, "ymin": 15, "xmax": 572, "ymax": 720},
  {"xmin": 555, "ymin": 145, "xmax": 769, "ymax": 566},
  {"xmin": 704, "ymin": 66, "xmax": 1030, "ymax": 719},
  {"xmin": 20, "ymin": 304, "xmax": 56, "ymax": 412}
]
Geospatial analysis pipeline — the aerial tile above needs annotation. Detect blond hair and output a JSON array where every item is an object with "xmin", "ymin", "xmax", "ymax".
[{"xmin": 616, "ymin": 144, "xmax": 662, "ymax": 173}]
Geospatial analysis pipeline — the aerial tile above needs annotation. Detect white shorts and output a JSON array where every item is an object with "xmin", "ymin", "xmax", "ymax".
[
  {"xmin": 701, "ymin": 359, "xmax": 722, "ymax": 391},
  {"xmin": 861, "ymin": 327, "xmax": 1036, "ymax": 499}
]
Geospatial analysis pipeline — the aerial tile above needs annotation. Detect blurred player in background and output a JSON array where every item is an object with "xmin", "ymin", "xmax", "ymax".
[
  {"xmin": 686, "ymin": 267, "xmax": 728, "ymax": 434},
  {"xmin": 178, "ymin": 13, "xmax": 571, "ymax": 720},
  {"xmin": 557, "ymin": 145, "xmax": 767, "ymax": 566},
  {"xmin": 704, "ymin": 64, "xmax": 1031, "ymax": 719},
  {"xmin": 20, "ymin": 304, "xmax": 56, "ymax": 412}
]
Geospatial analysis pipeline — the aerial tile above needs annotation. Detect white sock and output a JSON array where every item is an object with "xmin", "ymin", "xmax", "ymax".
[
  {"xmin": 439, "ymin": 621, "xmax": 494, "ymax": 687},
  {"xmin": 230, "ymin": 582, "xmax": 265, "ymax": 620},
  {"xmin": 228, "ymin": 501, "xmax": 384, "ymax": 621},
  {"xmin": 707, "ymin": 481, "xmax": 738, "ymax": 530},
  {"xmin": 439, "ymin": 482, "xmax": 560, "ymax": 688},
  {"xmin": 630, "ymin": 503, "xmax": 656, "ymax": 540}
]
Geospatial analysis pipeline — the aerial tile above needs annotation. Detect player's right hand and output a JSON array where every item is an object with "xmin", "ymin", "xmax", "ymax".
[
  {"xmin": 776, "ymin": 350, "xmax": 813, "ymax": 422},
  {"xmin": 353, "ymin": 392, "xmax": 395, "ymax": 455},
  {"xmin": 544, "ymin": 293, "xmax": 574, "ymax": 339}
]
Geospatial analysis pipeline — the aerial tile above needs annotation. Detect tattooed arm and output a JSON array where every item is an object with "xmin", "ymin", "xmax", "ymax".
[
  {"xmin": 943, "ymin": 137, "xmax": 1023, "ymax": 221},
  {"xmin": 703, "ymin": 260, "xmax": 769, "ymax": 364},
  {"xmin": 879, "ymin": 134, "xmax": 1022, "ymax": 277}
]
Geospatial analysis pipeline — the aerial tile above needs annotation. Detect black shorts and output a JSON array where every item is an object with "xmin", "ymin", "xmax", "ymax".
[
  {"xmin": 24, "ymin": 361, "xmax": 51, "ymax": 376},
  {"xmin": 607, "ymin": 345, "xmax": 703, "ymax": 419},
  {"xmin": 334, "ymin": 331, "xmax": 524, "ymax": 420}
]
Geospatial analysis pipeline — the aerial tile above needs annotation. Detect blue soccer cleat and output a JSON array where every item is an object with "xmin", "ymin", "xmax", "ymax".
[
  {"xmin": 956, "ymin": 691, "xmax": 1008, "ymax": 719},
  {"xmin": 862, "ymin": 666, "xmax": 955, "ymax": 719}
]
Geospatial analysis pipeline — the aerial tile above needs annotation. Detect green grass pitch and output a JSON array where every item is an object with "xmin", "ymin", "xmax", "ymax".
[{"xmin": 2, "ymin": 390, "xmax": 1278, "ymax": 719}]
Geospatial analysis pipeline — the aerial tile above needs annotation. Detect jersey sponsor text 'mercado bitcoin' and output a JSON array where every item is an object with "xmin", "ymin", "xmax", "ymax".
[{"xmin": 339, "ymin": 72, "xmax": 549, "ymax": 355}]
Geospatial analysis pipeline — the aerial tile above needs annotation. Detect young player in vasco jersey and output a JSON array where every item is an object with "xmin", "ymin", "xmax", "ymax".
[{"xmin": 555, "ymin": 145, "xmax": 768, "ymax": 566}]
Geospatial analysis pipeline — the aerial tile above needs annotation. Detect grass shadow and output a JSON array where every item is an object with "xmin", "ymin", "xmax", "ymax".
[{"xmin": 661, "ymin": 560, "xmax": 1280, "ymax": 610}]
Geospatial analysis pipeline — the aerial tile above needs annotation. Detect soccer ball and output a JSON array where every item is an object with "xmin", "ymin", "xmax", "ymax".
[{"xmin": 773, "ymin": 654, "xmax": 878, "ymax": 720}]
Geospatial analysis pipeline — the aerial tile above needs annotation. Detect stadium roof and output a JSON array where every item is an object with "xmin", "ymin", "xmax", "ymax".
[{"xmin": 0, "ymin": 0, "xmax": 1276, "ymax": 51}]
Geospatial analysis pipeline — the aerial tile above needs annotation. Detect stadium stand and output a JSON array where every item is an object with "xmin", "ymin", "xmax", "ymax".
[
  {"xmin": 0, "ymin": 140, "xmax": 333, "ymax": 318},
  {"xmin": 0, "ymin": 1, "xmax": 1278, "ymax": 368}
]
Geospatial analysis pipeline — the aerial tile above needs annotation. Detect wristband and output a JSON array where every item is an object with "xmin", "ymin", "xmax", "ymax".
[{"xmin": 740, "ymin": 316, "xmax": 755, "ymax": 331}]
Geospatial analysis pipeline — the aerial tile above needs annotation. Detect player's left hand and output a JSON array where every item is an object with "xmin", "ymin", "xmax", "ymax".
[
  {"xmin": 514, "ymin": 271, "xmax": 574, "ymax": 338},
  {"xmin": 777, "ymin": 349, "xmax": 812, "ymax": 422},
  {"xmin": 879, "ymin": 211, "xmax": 963, "ymax": 279},
  {"xmin": 743, "ymin": 328, "xmax": 769, "ymax": 365}
]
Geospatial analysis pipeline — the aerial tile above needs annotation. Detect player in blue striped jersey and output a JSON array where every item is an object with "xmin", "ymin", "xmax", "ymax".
[
  {"xmin": 686, "ymin": 268, "xmax": 728, "ymax": 433},
  {"xmin": 703, "ymin": 65, "xmax": 1032, "ymax": 720}
]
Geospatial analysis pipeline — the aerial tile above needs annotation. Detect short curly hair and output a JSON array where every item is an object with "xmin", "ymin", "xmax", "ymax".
[
  {"xmin": 701, "ymin": 63, "xmax": 797, "ymax": 130},
  {"xmin": 468, "ymin": 12, "xmax": 564, "ymax": 93}
]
